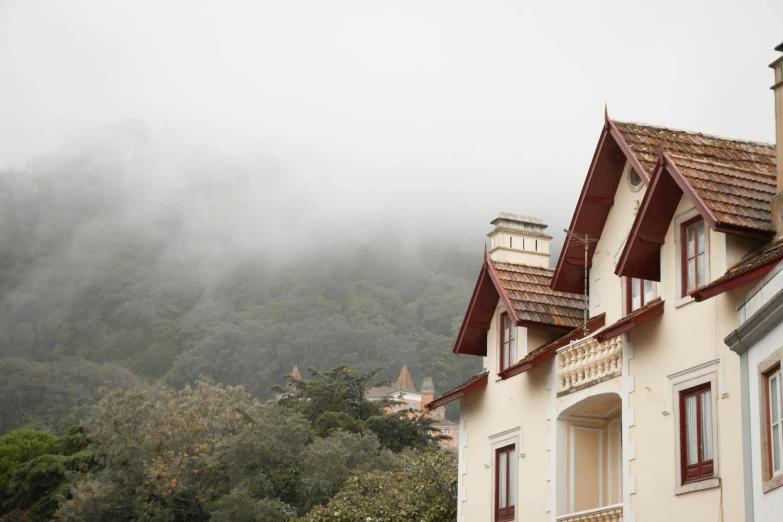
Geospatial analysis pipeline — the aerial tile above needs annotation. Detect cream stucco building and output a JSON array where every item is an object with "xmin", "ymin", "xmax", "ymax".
[{"xmin": 427, "ymin": 43, "xmax": 783, "ymax": 522}]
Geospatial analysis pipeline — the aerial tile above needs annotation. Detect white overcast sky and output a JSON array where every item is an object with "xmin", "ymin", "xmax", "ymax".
[{"xmin": 1, "ymin": 0, "xmax": 782, "ymax": 249}]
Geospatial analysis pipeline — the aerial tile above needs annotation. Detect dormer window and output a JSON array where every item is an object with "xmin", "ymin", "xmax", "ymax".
[
  {"xmin": 626, "ymin": 277, "xmax": 656, "ymax": 314},
  {"xmin": 499, "ymin": 312, "xmax": 516, "ymax": 372},
  {"xmin": 681, "ymin": 217, "xmax": 707, "ymax": 296}
]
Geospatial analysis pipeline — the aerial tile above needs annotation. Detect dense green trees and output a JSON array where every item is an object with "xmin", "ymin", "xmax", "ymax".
[
  {"xmin": 300, "ymin": 450, "xmax": 458, "ymax": 522},
  {"xmin": 0, "ymin": 426, "xmax": 95, "ymax": 521},
  {"xmin": 0, "ymin": 136, "xmax": 481, "ymax": 434},
  {"xmin": 0, "ymin": 127, "xmax": 474, "ymax": 519},
  {"xmin": 48, "ymin": 371, "xmax": 451, "ymax": 521},
  {"xmin": 0, "ymin": 358, "xmax": 147, "ymax": 435}
]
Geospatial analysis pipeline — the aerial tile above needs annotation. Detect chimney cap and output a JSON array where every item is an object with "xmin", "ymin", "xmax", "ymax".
[
  {"xmin": 489, "ymin": 212, "xmax": 553, "ymax": 240},
  {"xmin": 491, "ymin": 212, "xmax": 546, "ymax": 227}
]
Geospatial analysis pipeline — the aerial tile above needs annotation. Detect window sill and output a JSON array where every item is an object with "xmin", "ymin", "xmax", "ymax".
[
  {"xmin": 674, "ymin": 477, "xmax": 720, "ymax": 495},
  {"xmin": 762, "ymin": 474, "xmax": 783, "ymax": 494},
  {"xmin": 675, "ymin": 295, "xmax": 695, "ymax": 309}
]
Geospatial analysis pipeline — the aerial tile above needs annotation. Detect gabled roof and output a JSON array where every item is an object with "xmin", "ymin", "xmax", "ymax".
[
  {"xmin": 490, "ymin": 260, "xmax": 585, "ymax": 331},
  {"xmin": 424, "ymin": 371, "xmax": 489, "ymax": 410},
  {"xmin": 453, "ymin": 251, "xmax": 585, "ymax": 356},
  {"xmin": 614, "ymin": 121, "xmax": 776, "ymax": 235},
  {"xmin": 394, "ymin": 365, "xmax": 417, "ymax": 393},
  {"xmin": 691, "ymin": 239, "xmax": 783, "ymax": 302},
  {"xmin": 554, "ymin": 116, "xmax": 777, "ymax": 291},
  {"xmin": 615, "ymin": 123, "xmax": 777, "ymax": 282},
  {"xmin": 551, "ymin": 114, "xmax": 651, "ymax": 293}
]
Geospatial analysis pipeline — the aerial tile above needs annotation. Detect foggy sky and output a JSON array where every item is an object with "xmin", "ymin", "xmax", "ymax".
[{"xmin": 1, "ymin": 0, "xmax": 782, "ymax": 258}]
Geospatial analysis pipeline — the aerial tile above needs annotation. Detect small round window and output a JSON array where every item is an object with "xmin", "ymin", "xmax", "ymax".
[{"xmin": 629, "ymin": 168, "xmax": 642, "ymax": 187}]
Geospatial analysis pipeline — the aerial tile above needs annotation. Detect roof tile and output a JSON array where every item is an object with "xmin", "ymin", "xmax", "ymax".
[
  {"xmin": 489, "ymin": 260, "xmax": 585, "ymax": 329},
  {"xmin": 613, "ymin": 121, "xmax": 777, "ymax": 234}
]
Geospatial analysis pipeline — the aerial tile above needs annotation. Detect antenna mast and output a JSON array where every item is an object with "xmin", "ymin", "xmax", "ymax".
[{"xmin": 564, "ymin": 230, "xmax": 599, "ymax": 337}]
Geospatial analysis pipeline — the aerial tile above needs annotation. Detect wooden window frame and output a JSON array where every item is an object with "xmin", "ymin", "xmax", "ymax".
[
  {"xmin": 499, "ymin": 312, "xmax": 515, "ymax": 372},
  {"xmin": 495, "ymin": 444, "xmax": 516, "ymax": 522},
  {"xmin": 680, "ymin": 216, "xmax": 706, "ymax": 297},
  {"xmin": 625, "ymin": 277, "xmax": 655, "ymax": 315},
  {"xmin": 679, "ymin": 382, "xmax": 714, "ymax": 485},
  {"xmin": 758, "ymin": 347, "xmax": 783, "ymax": 493}
]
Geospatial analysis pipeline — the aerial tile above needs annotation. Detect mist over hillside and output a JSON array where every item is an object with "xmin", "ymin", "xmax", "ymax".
[{"xmin": 0, "ymin": 121, "xmax": 487, "ymax": 432}]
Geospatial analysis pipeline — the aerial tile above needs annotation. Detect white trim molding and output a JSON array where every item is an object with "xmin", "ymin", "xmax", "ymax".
[
  {"xmin": 548, "ymin": 359, "xmax": 557, "ymax": 521},
  {"xmin": 621, "ymin": 334, "xmax": 637, "ymax": 522},
  {"xmin": 607, "ymin": 416, "xmax": 622, "ymax": 505},
  {"xmin": 458, "ymin": 415, "xmax": 468, "ymax": 522},
  {"xmin": 488, "ymin": 427, "xmax": 522, "ymax": 522},
  {"xmin": 662, "ymin": 357, "xmax": 724, "ymax": 415},
  {"xmin": 569, "ymin": 425, "xmax": 603, "ymax": 512},
  {"xmin": 671, "ymin": 371, "xmax": 720, "ymax": 495},
  {"xmin": 486, "ymin": 426, "xmax": 523, "ymax": 467}
]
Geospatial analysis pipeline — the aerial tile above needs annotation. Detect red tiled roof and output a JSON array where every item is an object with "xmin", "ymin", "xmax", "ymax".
[
  {"xmin": 425, "ymin": 371, "xmax": 489, "ymax": 410},
  {"xmin": 489, "ymin": 260, "xmax": 585, "ymax": 330},
  {"xmin": 613, "ymin": 121, "xmax": 777, "ymax": 234},
  {"xmin": 692, "ymin": 239, "xmax": 783, "ymax": 302}
]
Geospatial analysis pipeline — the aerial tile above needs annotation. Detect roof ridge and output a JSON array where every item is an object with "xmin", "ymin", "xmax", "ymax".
[
  {"xmin": 489, "ymin": 259, "xmax": 555, "ymax": 273},
  {"xmin": 614, "ymin": 120, "xmax": 775, "ymax": 151}
]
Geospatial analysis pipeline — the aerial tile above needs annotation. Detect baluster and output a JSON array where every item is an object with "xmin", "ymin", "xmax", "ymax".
[
  {"xmin": 601, "ymin": 341, "xmax": 613, "ymax": 375},
  {"xmin": 575, "ymin": 344, "xmax": 585, "ymax": 386},
  {"xmin": 608, "ymin": 338, "xmax": 617, "ymax": 373},
  {"xmin": 568, "ymin": 346, "xmax": 577, "ymax": 389},
  {"xmin": 557, "ymin": 352, "xmax": 566, "ymax": 391},
  {"xmin": 614, "ymin": 337, "xmax": 623, "ymax": 374},
  {"xmin": 589, "ymin": 340, "xmax": 598, "ymax": 380}
]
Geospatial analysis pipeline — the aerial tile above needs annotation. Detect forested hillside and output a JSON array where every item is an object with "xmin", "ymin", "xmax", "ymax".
[{"xmin": 0, "ymin": 121, "xmax": 483, "ymax": 433}]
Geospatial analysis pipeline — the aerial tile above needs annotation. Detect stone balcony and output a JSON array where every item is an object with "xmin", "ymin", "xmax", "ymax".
[
  {"xmin": 556, "ymin": 334, "xmax": 622, "ymax": 395},
  {"xmin": 556, "ymin": 504, "xmax": 623, "ymax": 522}
]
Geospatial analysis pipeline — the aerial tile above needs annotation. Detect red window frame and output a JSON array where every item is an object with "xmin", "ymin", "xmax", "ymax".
[
  {"xmin": 681, "ymin": 216, "xmax": 706, "ymax": 296},
  {"xmin": 499, "ymin": 312, "xmax": 515, "ymax": 372},
  {"xmin": 679, "ymin": 383, "xmax": 714, "ymax": 484},
  {"xmin": 625, "ymin": 277, "xmax": 653, "ymax": 315},
  {"xmin": 495, "ymin": 444, "xmax": 515, "ymax": 522}
]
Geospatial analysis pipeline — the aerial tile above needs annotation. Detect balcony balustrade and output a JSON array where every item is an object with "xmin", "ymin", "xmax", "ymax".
[
  {"xmin": 557, "ymin": 335, "xmax": 622, "ymax": 394},
  {"xmin": 556, "ymin": 504, "xmax": 623, "ymax": 522}
]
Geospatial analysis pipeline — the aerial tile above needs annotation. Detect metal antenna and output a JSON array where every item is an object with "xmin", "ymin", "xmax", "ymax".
[{"xmin": 564, "ymin": 230, "xmax": 600, "ymax": 337}]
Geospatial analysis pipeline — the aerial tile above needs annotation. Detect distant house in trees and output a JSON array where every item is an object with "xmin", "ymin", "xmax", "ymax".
[{"xmin": 366, "ymin": 365, "xmax": 459, "ymax": 451}]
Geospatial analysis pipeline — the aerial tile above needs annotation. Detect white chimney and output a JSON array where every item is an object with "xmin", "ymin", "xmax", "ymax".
[
  {"xmin": 770, "ymin": 42, "xmax": 783, "ymax": 235},
  {"xmin": 487, "ymin": 212, "xmax": 551, "ymax": 267}
]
